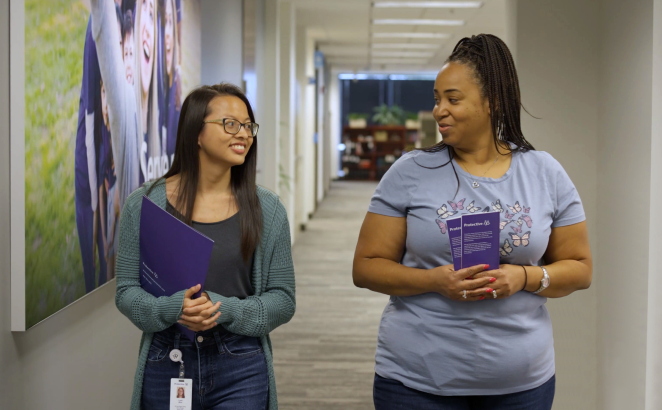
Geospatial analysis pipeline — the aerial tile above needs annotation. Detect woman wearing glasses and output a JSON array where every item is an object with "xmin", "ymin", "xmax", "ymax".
[{"xmin": 115, "ymin": 83, "xmax": 296, "ymax": 410}]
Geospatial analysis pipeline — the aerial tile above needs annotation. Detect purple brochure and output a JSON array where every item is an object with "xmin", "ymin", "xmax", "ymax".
[
  {"xmin": 139, "ymin": 196, "xmax": 214, "ymax": 341},
  {"xmin": 447, "ymin": 217, "xmax": 463, "ymax": 271},
  {"xmin": 460, "ymin": 212, "xmax": 500, "ymax": 269}
]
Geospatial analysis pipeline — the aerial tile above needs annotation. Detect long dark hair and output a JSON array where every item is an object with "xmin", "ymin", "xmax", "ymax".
[
  {"xmin": 152, "ymin": 83, "xmax": 262, "ymax": 261},
  {"xmin": 417, "ymin": 34, "xmax": 536, "ymax": 193}
]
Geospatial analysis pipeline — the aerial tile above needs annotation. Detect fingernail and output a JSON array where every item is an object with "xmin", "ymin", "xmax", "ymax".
[
  {"xmin": 489, "ymin": 278, "xmax": 496, "ymax": 283},
  {"xmin": 484, "ymin": 264, "xmax": 490, "ymax": 270},
  {"xmin": 486, "ymin": 288, "xmax": 493, "ymax": 293},
  {"xmin": 479, "ymin": 296, "xmax": 485, "ymax": 300}
]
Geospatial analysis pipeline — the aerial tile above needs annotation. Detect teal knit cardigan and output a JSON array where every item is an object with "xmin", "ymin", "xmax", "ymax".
[{"xmin": 115, "ymin": 179, "xmax": 296, "ymax": 410}]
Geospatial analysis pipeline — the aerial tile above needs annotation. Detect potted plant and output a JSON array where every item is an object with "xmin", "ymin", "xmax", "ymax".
[
  {"xmin": 372, "ymin": 104, "xmax": 405, "ymax": 126},
  {"xmin": 405, "ymin": 112, "xmax": 420, "ymax": 129},
  {"xmin": 348, "ymin": 113, "xmax": 368, "ymax": 128}
]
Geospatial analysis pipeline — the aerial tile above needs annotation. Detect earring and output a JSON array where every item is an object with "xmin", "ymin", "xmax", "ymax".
[{"xmin": 497, "ymin": 121, "xmax": 504, "ymax": 140}]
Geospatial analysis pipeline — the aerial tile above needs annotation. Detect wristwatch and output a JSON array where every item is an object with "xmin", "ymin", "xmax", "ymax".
[{"xmin": 532, "ymin": 266, "xmax": 550, "ymax": 294}]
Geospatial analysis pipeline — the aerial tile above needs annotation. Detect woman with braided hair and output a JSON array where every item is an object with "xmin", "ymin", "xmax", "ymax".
[{"xmin": 353, "ymin": 34, "xmax": 592, "ymax": 409}]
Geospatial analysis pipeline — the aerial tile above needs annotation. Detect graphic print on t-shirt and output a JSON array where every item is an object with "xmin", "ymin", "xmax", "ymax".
[{"xmin": 435, "ymin": 198, "xmax": 535, "ymax": 259}]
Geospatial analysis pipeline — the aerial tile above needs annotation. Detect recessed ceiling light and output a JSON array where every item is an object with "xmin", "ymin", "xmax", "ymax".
[
  {"xmin": 371, "ymin": 51, "xmax": 436, "ymax": 57},
  {"xmin": 374, "ymin": 1, "xmax": 483, "ymax": 8},
  {"xmin": 372, "ymin": 32, "xmax": 452, "ymax": 39},
  {"xmin": 373, "ymin": 19, "xmax": 465, "ymax": 26},
  {"xmin": 372, "ymin": 43, "xmax": 439, "ymax": 49}
]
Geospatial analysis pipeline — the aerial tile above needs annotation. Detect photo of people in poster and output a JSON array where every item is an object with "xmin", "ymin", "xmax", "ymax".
[{"xmin": 24, "ymin": 0, "xmax": 200, "ymax": 327}]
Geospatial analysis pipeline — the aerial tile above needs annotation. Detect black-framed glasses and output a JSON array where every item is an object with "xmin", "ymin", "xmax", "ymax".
[{"xmin": 203, "ymin": 118, "xmax": 259, "ymax": 137}]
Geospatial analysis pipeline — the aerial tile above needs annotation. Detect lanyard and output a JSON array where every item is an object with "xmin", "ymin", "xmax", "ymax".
[{"xmin": 169, "ymin": 332, "xmax": 185, "ymax": 378}]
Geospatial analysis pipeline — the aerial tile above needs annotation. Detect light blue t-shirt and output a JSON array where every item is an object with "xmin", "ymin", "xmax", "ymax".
[{"xmin": 368, "ymin": 147, "xmax": 585, "ymax": 396}]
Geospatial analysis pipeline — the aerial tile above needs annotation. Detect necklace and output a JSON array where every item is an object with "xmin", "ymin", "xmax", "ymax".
[{"xmin": 467, "ymin": 155, "xmax": 500, "ymax": 188}]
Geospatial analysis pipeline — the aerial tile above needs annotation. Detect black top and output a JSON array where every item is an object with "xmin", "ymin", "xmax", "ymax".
[{"xmin": 166, "ymin": 201, "xmax": 254, "ymax": 325}]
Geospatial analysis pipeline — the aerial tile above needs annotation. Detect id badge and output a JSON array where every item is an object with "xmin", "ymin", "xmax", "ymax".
[{"xmin": 170, "ymin": 378, "xmax": 193, "ymax": 410}]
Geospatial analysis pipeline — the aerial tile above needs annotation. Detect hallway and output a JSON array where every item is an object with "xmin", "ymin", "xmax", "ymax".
[{"xmin": 270, "ymin": 181, "xmax": 388, "ymax": 410}]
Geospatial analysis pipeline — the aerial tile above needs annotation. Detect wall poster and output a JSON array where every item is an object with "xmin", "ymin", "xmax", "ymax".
[{"xmin": 11, "ymin": 0, "xmax": 201, "ymax": 330}]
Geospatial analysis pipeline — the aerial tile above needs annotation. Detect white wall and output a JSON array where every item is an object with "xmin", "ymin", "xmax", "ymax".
[
  {"xmin": 328, "ymin": 70, "xmax": 341, "ymax": 180},
  {"xmin": 0, "ymin": 1, "xmax": 143, "ymax": 408},
  {"xmin": 516, "ymin": 1, "xmax": 599, "ymax": 409},
  {"xmin": 295, "ymin": 26, "xmax": 316, "ymax": 227},
  {"xmin": 519, "ymin": 1, "xmax": 662, "ymax": 409},
  {"xmin": 254, "ymin": 0, "xmax": 279, "ymax": 192},
  {"xmin": 646, "ymin": 3, "xmax": 662, "ymax": 408},
  {"xmin": 279, "ymin": 1, "xmax": 297, "ymax": 237},
  {"xmin": 200, "ymin": 0, "xmax": 243, "ymax": 87},
  {"xmin": 598, "ymin": 0, "xmax": 655, "ymax": 408},
  {"xmin": 316, "ymin": 62, "xmax": 325, "ymax": 203}
]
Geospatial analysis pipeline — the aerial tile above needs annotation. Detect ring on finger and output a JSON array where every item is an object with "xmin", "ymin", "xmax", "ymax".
[
  {"xmin": 462, "ymin": 290, "xmax": 467, "ymax": 299},
  {"xmin": 492, "ymin": 290, "xmax": 497, "ymax": 299}
]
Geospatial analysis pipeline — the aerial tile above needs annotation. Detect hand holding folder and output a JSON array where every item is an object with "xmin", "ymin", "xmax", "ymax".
[{"xmin": 139, "ymin": 196, "xmax": 214, "ymax": 341}]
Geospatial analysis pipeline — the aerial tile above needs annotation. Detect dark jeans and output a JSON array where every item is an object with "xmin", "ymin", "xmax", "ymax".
[
  {"xmin": 142, "ymin": 327, "xmax": 269, "ymax": 410},
  {"xmin": 374, "ymin": 373, "xmax": 555, "ymax": 410}
]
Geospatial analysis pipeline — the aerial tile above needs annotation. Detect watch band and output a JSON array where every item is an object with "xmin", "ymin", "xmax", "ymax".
[{"xmin": 533, "ymin": 266, "xmax": 549, "ymax": 294}]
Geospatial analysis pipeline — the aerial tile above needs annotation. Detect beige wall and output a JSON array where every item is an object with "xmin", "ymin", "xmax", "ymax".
[{"xmin": 516, "ymin": 1, "xmax": 599, "ymax": 409}]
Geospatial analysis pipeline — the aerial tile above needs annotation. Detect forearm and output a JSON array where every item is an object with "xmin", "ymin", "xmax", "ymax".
[
  {"xmin": 89, "ymin": 0, "xmax": 130, "ymax": 188},
  {"xmin": 89, "ymin": 0, "xmax": 125, "ymax": 115},
  {"xmin": 352, "ymin": 257, "xmax": 435, "ymax": 297},
  {"xmin": 524, "ymin": 259, "xmax": 592, "ymax": 298},
  {"xmin": 206, "ymin": 289, "xmax": 295, "ymax": 337}
]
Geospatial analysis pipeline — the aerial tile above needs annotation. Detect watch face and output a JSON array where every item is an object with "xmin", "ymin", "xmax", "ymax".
[{"xmin": 542, "ymin": 277, "xmax": 550, "ymax": 287}]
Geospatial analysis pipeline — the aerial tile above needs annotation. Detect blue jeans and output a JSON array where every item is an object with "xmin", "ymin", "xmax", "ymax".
[
  {"xmin": 142, "ymin": 327, "xmax": 269, "ymax": 410},
  {"xmin": 374, "ymin": 373, "xmax": 555, "ymax": 410}
]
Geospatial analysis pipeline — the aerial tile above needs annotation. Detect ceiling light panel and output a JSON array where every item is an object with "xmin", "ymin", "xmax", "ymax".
[
  {"xmin": 372, "ymin": 43, "xmax": 439, "ymax": 49},
  {"xmin": 373, "ymin": 19, "xmax": 465, "ymax": 26},
  {"xmin": 374, "ymin": 1, "xmax": 483, "ymax": 8},
  {"xmin": 372, "ymin": 32, "xmax": 452, "ymax": 39},
  {"xmin": 370, "ymin": 59, "xmax": 429, "ymax": 64},
  {"xmin": 371, "ymin": 51, "xmax": 436, "ymax": 57}
]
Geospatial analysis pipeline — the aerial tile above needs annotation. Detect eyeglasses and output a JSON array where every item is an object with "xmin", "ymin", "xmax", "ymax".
[{"xmin": 203, "ymin": 118, "xmax": 259, "ymax": 137}]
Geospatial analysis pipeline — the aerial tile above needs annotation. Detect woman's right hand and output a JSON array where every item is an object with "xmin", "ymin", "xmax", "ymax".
[
  {"xmin": 430, "ymin": 264, "xmax": 496, "ymax": 301},
  {"xmin": 178, "ymin": 284, "xmax": 221, "ymax": 332}
]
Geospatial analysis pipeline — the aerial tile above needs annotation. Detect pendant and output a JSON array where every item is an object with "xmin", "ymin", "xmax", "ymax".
[{"xmin": 472, "ymin": 181, "xmax": 480, "ymax": 188}]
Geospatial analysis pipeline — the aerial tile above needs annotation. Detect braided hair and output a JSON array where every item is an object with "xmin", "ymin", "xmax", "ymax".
[{"xmin": 415, "ymin": 34, "xmax": 535, "ymax": 194}]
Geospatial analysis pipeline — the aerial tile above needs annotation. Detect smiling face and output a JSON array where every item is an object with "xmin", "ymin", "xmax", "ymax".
[
  {"xmin": 165, "ymin": 0, "xmax": 174, "ymax": 76},
  {"xmin": 198, "ymin": 96, "xmax": 254, "ymax": 168},
  {"xmin": 123, "ymin": 32, "xmax": 134, "ymax": 85},
  {"xmin": 433, "ymin": 62, "xmax": 492, "ymax": 150},
  {"xmin": 139, "ymin": 0, "xmax": 155, "ymax": 96}
]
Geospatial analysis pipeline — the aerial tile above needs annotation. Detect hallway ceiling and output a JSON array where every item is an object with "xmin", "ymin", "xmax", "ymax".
[{"xmin": 289, "ymin": 0, "xmax": 509, "ymax": 73}]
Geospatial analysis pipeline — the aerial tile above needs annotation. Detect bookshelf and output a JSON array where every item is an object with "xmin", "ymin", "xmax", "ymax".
[{"xmin": 341, "ymin": 125, "xmax": 418, "ymax": 181}]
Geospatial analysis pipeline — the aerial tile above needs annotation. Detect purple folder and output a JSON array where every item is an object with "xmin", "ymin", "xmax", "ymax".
[
  {"xmin": 139, "ymin": 196, "xmax": 214, "ymax": 341},
  {"xmin": 460, "ymin": 212, "xmax": 501, "ymax": 270}
]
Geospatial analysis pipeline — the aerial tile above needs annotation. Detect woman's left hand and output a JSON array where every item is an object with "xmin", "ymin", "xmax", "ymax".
[{"xmin": 471, "ymin": 264, "xmax": 526, "ymax": 300}]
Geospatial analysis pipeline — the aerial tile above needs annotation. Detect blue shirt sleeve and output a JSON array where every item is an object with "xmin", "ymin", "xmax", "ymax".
[
  {"xmin": 545, "ymin": 153, "xmax": 586, "ymax": 227},
  {"xmin": 368, "ymin": 152, "xmax": 419, "ymax": 218}
]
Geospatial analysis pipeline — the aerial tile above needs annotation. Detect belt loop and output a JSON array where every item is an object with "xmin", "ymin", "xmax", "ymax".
[
  {"xmin": 174, "ymin": 332, "xmax": 181, "ymax": 349},
  {"xmin": 213, "ymin": 331, "xmax": 224, "ymax": 355}
]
